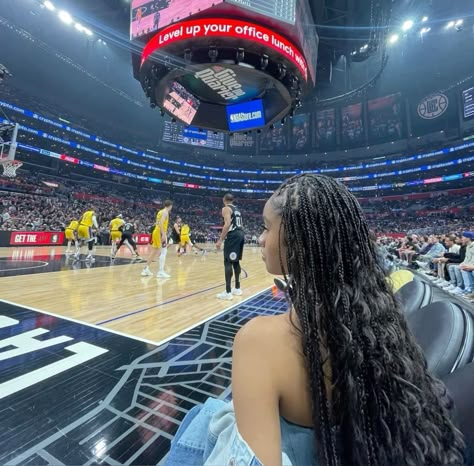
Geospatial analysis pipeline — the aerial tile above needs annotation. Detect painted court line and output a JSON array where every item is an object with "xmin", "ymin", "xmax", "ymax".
[
  {"xmin": 153, "ymin": 286, "xmax": 272, "ymax": 346},
  {"xmin": 0, "ymin": 299, "xmax": 160, "ymax": 346},
  {"xmin": 95, "ymin": 268, "xmax": 250, "ymax": 326}
]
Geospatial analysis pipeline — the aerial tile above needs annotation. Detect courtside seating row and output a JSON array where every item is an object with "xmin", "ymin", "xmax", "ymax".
[{"xmin": 395, "ymin": 278, "xmax": 474, "ymax": 463}]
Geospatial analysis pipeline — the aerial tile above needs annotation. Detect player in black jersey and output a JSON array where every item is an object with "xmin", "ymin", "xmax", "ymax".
[
  {"xmin": 171, "ymin": 217, "xmax": 182, "ymax": 254},
  {"xmin": 216, "ymin": 193, "xmax": 245, "ymax": 300},
  {"xmin": 115, "ymin": 219, "xmax": 143, "ymax": 260}
]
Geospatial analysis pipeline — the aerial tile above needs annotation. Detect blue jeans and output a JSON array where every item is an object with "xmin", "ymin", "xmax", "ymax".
[
  {"xmin": 164, "ymin": 399, "xmax": 264, "ymax": 466},
  {"xmin": 448, "ymin": 265, "xmax": 463, "ymax": 287},
  {"xmin": 460, "ymin": 270, "xmax": 474, "ymax": 292}
]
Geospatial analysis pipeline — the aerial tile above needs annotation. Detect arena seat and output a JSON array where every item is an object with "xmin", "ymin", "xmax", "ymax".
[
  {"xmin": 407, "ymin": 301, "xmax": 474, "ymax": 378},
  {"xmin": 443, "ymin": 363, "xmax": 474, "ymax": 465},
  {"xmin": 395, "ymin": 278, "xmax": 432, "ymax": 317}
]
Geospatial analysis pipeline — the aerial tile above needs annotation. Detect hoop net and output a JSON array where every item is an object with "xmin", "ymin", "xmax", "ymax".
[{"xmin": 0, "ymin": 159, "xmax": 23, "ymax": 178}]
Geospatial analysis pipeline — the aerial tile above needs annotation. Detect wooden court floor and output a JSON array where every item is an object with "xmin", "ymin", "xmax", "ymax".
[{"xmin": 0, "ymin": 244, "xmax": 273, "ymax": 343}]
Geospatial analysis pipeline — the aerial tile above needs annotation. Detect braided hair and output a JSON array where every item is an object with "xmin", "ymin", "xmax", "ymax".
[{"xmin": 271, "ymin": 174, "xmax": 465, "ymax": 466}]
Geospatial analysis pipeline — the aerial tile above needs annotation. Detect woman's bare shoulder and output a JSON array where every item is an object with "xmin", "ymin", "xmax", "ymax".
[{"xmin": 234, "ymin": 313, "xmax": 295, "ymax": 352}]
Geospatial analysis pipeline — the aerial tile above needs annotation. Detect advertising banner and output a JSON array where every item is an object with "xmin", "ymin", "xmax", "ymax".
[
  {"xmin": 9, "ymin": 231, "xmax": 65, "ymax": 246},
  {"xmin": 290, "ymin": 113, "xmax": 311, "ymax": 152},
  {"xmin": 341, "ymin": 102, "xmax": 364, "ymax": 146},
  {"xmin": 314, "ymin": 108, "xmax": 336, "ymax": 149},
  {"xmin": 368, "ymin": 94, "xmax": 404, "ymax": 142}
]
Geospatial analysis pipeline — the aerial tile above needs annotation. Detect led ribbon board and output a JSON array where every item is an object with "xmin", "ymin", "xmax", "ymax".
[{"xmin": 141, "ymin": 18, "xmax": 308, "ymax": 82}]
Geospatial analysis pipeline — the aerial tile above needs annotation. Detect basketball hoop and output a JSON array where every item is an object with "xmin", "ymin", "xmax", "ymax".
[{"xmin": 0, "ymin": 159, "xmax": 22, "ymax": 178}]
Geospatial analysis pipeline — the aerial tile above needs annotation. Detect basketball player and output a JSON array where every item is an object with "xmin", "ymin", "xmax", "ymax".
[
  {"xmin": 142, "ymin": 200, "xmax": 173, "ymax": 278},
  {"xmin": 76, "ymin": 207, "xmax": 98, "ymax": 262},
  {"xmin": 172, "ymin": 217, "xmax": 182, "ymax": 254},
  {"xmin": 216, "ymin": 193, "xmax": 245, "ymax": 300},
  {"xmin": 109, "ymin": 214, "xmax": 125, "ymax": 258},
  {"xmin": 115, "ymin": 218, "xmax": 142, "ymax": 260},
  {"xmin": 179, "ymin": 222, "xmax": 192, "ymax": 256},
  {"xmin": 65, "ymin": 218, "xmax": 79, "ymax": 254},
  {"xmin": 136, "ymin": 7, "xmax": 143, "ymax": 26}
]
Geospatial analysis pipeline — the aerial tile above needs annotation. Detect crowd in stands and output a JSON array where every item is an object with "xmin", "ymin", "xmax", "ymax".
[
  {"xmin": 0, "ymin": 172, "xmax": 264, "ymax": 242},
  {"xmin": 378, "ymin": 233, "xmax": 474, "ymax": 303},
  {"xmin": 1, "ymin": 171, "xmax": 473, "ymax": 245}
]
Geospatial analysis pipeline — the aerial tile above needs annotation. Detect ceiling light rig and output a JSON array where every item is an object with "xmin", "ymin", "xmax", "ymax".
[
  {"xmin": 388, "ymin": 15, "xmax": 467, "ymax": 45},
  {"xmin": 40, "ymin": 1, "xmax": 95, "ymax": 38}
]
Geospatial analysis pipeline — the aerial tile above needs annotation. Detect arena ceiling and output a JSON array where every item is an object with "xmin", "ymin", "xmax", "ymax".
[{"xmin": 1, "ymin": 0, "xmax": 473, "ymax": 166}]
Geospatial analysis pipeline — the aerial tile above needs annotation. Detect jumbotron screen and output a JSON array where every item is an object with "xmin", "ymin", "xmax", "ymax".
[
  {"xmin": 162, "ymin": 121, "xmax": 225, "ymax": 150},
  {"xmin": 227, "ymin": 0, "xmax": 296, "ymax": 24},
  {"xmin": 131, "ymin": 0, "xmax": 224, "ymax": 39},
  {"xmin": 131, "ymin": 0, "xmax": 298, "ymax": 39},
  {"xmin": 163, "ymin": 81, "xmax": 200, "ymax": 125}
]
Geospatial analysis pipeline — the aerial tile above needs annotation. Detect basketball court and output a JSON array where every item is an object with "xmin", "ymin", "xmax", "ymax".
[
  {"xmin": 0, "ymin": 244, "xmax": 272, "ymax": 343},
  {"xmin": 0, "ymin": 286, "xmax": 287, "ymax": 465},
  {"xmin": 0, "ymin": 241, "xmax": 279, "ymax": 464}
]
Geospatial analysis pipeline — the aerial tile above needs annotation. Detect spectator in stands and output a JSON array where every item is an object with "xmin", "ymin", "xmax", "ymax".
[
  {"xmin": 432, "ymin": 235, "xmax": 461, "ymax": 282},
  {"xmin": 415, "ymin": 235, "xmax": 446, "ymax": 270},
  {"xmin": 398, "ymin": 235, "xmax": 416, "ymax": 265},
  {"xmin": 442, "ymin": 235, "xmax": 468, "ymax": 292},
  {"xmin": 165, "ymin": 174, "xmax": 465, "ymax": 466},
  {"xmin": 458, "ymin": 232, "xmax": 474, "ymax": 298}
]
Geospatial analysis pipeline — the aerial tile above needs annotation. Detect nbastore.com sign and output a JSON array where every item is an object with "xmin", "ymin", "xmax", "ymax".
[{"xmin": 227, "ymin": 99, "xmax": 265, "ymax": 131}]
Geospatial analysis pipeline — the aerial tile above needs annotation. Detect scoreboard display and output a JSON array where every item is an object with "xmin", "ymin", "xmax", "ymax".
[
  {"xmin": 463, "ymin": 87, "xmax": 474, "ymax": 120},
  {"xmin": 162, "ymin": 121, "xmax": 225, "ymax": 150},
  {"xmin": 227, "ymin": 0, "xmax": 296, "ymax": 24}
]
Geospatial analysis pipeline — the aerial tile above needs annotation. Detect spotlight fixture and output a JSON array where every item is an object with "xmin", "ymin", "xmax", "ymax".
[
  {"xmin": 388, "ymin": 34, "xmax": 399, "ymax": 44},
  {"xmin": 208, "ymin": 46, "xmax": 218, "ymax": 63},
  {"xmin": 455, "ymin": 19, "xmax": 463, "ymax": 26},
  {"xmin": 270, "ymin": 124, "xmax": 274, "ymax": 131},
  {"xmin": 402, "ymin": 20, "xmax": 414, "ymax": 31},
  {"xmin": 260, "ymin": 54, "xmax": 269, "ymax": 71},
  {"xmin": 184, "ymin": 48, "xmax": 192, "ymax": 62},
  {"xmin": 281, "ymin": 118, "xmax": 285, "ymax": 126},
  {"xmin": 43, "ymin": 1, "xmax": 55, "ymax": 11},
  {"xmin": 235, "ymin": 48, "xmax": 245, "ymax": 63},
  {"xmin": 58, "ymin": 10, "xmax": 73, "ymax": 25},
  {"xmin": 446, "ymin": 21, "xmax": 455, "ymax": 29},
  {"xmin": 422, "ymin": 16, "xmax": 429, "ymax": 22},
  {"xmin": 420, "ymin": 27, "xmax": 431, "ymax": 35},
  {"xmin": 277, "ymin": 64, "xmax": 287, "ymax": 80}
]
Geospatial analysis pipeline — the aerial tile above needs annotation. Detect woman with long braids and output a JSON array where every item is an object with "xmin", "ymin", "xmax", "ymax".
[{"xmin": 165, "ymin": 174, "xmax": 465, "ymax": 466}]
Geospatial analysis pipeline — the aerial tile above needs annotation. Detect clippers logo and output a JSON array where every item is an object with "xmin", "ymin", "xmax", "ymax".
[
  {"xmin": 418, "ymin": 94, "xmax": 449, "ymax": 120},
  {"xmin": 194, "ymin": 68, "xmax": 245, "ymax": 101}
]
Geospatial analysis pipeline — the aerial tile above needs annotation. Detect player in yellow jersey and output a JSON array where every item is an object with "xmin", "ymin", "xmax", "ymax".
[
  {"xmin": 75, "ymin": 207, "xmax": 99, "ymax": 262},
  {"xmin": 65, "ymin": 218, "xmax": 79, "ymax": 254},
  {"xmin": 178, "ymin": 223, "xmax": 192, "ymax": 256},
  {"xmin": 142, "ymin": 200, "xmax": 173, "ymax": 278},
  {"xmin": 109, "ymin": 214, "xmax": 125, "ymax": 258}
]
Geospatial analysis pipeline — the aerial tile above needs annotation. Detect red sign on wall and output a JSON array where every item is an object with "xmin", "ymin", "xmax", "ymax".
[
  {"xmin": 133, "ymin": 234, "xmax": 151, "ymax": 245},
  {"xmin": 10, "ymin": 231, "xmax": 65, "ymax": 246}
]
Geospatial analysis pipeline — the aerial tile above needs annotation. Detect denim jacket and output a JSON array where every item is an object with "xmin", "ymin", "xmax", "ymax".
[{"xmin": 164, "ymin": 398, "xmax": 316, "ymax": 466}]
